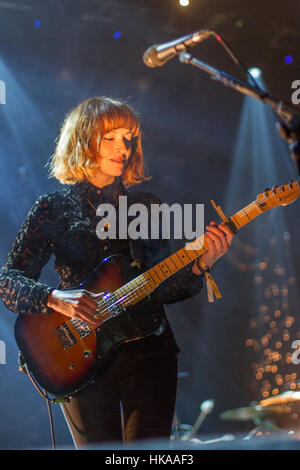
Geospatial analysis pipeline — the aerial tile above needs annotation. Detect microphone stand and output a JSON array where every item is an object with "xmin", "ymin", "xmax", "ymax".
[{"xmin": 179, "ymin": 50, "xmax": 300, "ymax": 177}]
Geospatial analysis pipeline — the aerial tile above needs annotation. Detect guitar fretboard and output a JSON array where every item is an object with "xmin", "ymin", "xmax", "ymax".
[
  {"xmin": 109, "ymin": 197, "xmax": 273, "ymax": 310},
  {"xmin": 230, "ymin": 200, "xmax": 263, "ymax": 230},
  {"xmin": 94, "ymin": 236, "xmax": 208, "ymax": 321},
  {"xmin": 115, "ymin": 236, "xmax": 206, "ymax": 303},
  {"xmin": 95, "ymin": 182, "xmax": 300, "ymax": 322}
]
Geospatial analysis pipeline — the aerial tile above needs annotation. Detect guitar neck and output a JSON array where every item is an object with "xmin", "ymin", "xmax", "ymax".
[
  {"xmin": 112, "ymin": 236, "xmax": 207, "ymax": 308},
  {"xmin": 110, "ymin": 199, "xmax": 265, "ymax": 308},
  {"xmin": 228, "ymin": 182, "xmax": 300, "ymax": 230},
  {"xmin": 229, "ymin": 198, "xmax": 264, "ymax": 230},
  {"xmin": 97, "ymin": 181, "xmax": 299, "ymax": 314}
]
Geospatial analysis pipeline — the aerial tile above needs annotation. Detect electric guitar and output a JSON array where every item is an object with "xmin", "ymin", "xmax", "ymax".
[{"xmin": 14, "ymin": 181, "xmax": 300, "ymax": 397}]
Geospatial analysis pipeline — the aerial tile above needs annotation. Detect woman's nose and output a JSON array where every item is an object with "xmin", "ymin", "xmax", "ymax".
[{"xmin": 115, "ymin": 138, "xmax": 127, "ymax": 152}]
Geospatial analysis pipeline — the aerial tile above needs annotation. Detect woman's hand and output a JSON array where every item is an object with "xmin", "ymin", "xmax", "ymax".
[
  {"xmin": 192, "ymin": 221, "xmax": 234, "ymax": 275},
  {"xmin": 47, "ymin": 289, "xmax": 103, "ymax": 328}
]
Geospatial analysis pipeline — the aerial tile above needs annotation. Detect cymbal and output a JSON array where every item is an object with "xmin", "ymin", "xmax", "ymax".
[
  {"xmin": 219, "ymin": 404, "xmax": 288, "ymax": 422},
  {"xmin": 259, "ymin": 391, "xmax": 300, "ymax": 407}
]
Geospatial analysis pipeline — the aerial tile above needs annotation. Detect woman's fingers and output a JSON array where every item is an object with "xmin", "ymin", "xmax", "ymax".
[
  {"xmin": 219, "ymin": 224, "xmax": 234, "ymax": 245},
  {"xmin": 205, "ymin": 230, "xmax": 227, "ymax": 255},
  {"xmin": 206, "ymin": 224, "xmax": 233, "ymax": 251},
  {"xmin": 48, "ymin": 289, "xmax": 104, "ymax": 327},
  {"xmin": 69, "ymin": 290, "xmax": 104, "ymax": 313},
  {"xmin": 209, "ymin": 222, "xmax": 234, "ymax": 244},
  {"xmin": 72, "ymin": 309, "xmax": 100, "ymax": 328},
  {"xmin": 67, "ymin": 297, "xmax": 95, "ymax": 316},
  {"xmin": 55, "ymin": 290, "xmax": 103, "ymax": 327},
  {"xmin": 88, "ymin": 291, "xmax": 105, "ymax": 298},
  {"xmin": 72, "ymin": 290, "xmax": 99, "ymax": 309},
  {"xmin": 199, "ymin": 222, "xmax": 234, "ymax": 270}
]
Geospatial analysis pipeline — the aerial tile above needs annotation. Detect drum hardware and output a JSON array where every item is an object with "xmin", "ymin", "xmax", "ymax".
[
  {"xmin": 219, "ymin": 390, "xmax": 300, "ymax": 439},
  {"xmin": 219, "ymin": 404, "xmax": 289, "ymax": 422},
  {"xmin": 171, "ymin": 423, "xmax": 235, "ymax": 445},
  {"xmin": 171, "ymin": 398, "xmax": 226, "ymax": 444},
  {"xmin": 193, "ymin": 434, "xmax": 235, "ymax": 445},
  {"xmin": 180, "ymin": 399, "xmax": 214, "ymax": 441},
  {"xmin": 259, "ymin": 390, "xmax": 300, "ymax": 407}
]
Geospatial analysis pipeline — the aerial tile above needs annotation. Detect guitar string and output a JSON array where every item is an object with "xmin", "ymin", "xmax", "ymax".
[
  {"xmin": 68, "ymin": 277, "xmax": 151, "ymax": 328},
  {"xmin": 94, "ymin": 199, "xmax": 277, "ymax": 319},
  {"xmin": 95, "ymin": 277, "xmax": 153, "ymax": 320},
  {"xmin": 66, "ymin": 186, "xmax": 298, "ymax": 336},
  {"xmin": 236, "ymin": 186, "xmax": 298, "ymax": 213},
  {"xmin": 94, "ymin": 245, "xmax": 203, "ymax": 319},
  {"xmin": 93, "ymin": 185, "xmax": 298, "ymax": 321},
  {"xmin": 226, "ymin": 187, "xmax": 298, "ymax": 227},
  {"xmin": 94, "ymin": 247, "xmax": 204, "ymax": 319}
]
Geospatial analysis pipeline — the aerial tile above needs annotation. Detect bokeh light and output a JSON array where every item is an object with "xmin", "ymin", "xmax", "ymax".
[
  {"xmin": 179, "ymin": 0, "xmax": 190, "ymax": 7},
  {"xmin": 248, "ymin": 67, "xmax": 262, "ymax": 79}
]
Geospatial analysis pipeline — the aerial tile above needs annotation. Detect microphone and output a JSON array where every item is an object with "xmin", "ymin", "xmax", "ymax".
[{"xmin": 143, "ymin": 30, "xmax": 212, "ymax": 67}]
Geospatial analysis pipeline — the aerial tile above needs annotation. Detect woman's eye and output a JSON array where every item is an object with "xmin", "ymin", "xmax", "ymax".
[{"xmin": 103, "ymin": 137, "xmax": 114, "ymax": 141}]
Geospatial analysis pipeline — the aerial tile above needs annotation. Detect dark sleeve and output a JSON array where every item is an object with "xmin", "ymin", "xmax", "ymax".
[
  {"xmin": 130, "ymin": 190, "xmax": 205, "ymax": 305},
  {"xmin": 0, "ymin": 194, "xmax": 56, "ymax": 315}
]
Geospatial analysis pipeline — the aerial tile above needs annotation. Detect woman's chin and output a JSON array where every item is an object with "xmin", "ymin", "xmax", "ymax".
[{"xmin": 111, "ymin": 168, "xmax": 124, "ymax": 177}]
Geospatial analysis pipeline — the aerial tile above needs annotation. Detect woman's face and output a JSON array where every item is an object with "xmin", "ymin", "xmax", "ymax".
[{"xmin": 97, "ymin": 127, "xmax": 133, "ymax": 177}]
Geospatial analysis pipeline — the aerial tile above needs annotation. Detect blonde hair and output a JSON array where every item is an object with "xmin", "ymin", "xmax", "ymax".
[{"xmin": 48, "ymin": 96, "xmax": 151, "ymax": 187}]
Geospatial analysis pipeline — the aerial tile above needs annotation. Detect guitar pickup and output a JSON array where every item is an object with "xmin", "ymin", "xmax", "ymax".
[
  {"xmin": 55, "ymin": 323, "xmax": 77, "ymax": 350},
  {"xmin": 70, "ymin": 318, "xmax": 92, "ymax": 338}
]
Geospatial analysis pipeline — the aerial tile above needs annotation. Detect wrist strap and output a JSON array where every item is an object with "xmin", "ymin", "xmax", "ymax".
[{"xmin": 196, "ymin": 259, "xmax": 222, "ymax": 303}]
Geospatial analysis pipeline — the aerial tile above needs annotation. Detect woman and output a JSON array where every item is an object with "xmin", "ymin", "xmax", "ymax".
[{"xmin": 0, "ymin": 96, "xmax": 233, "ymax": 447}]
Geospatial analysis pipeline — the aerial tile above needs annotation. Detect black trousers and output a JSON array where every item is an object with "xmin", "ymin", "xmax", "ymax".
[{"xmin": 61, "ymin": 336, "xmax": 178, "ymax": 448}]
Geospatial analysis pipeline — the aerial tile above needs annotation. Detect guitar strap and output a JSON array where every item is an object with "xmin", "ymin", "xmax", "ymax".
[
  {"xmin": 125, "ymin": 190, "xmax": 223, "ymax": 303},
  {"xmin": 196, "ymin": 257, "xmax": 222, "ymax": 303},
  {"xmin": 129, "ymin": 238, "xmax": 141, "ymax": 270}
]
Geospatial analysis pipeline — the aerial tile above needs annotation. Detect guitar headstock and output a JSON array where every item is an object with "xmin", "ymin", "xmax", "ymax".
[{"xmin": 256, "ymin": 180, "xmax": 300, "ymax": 211}]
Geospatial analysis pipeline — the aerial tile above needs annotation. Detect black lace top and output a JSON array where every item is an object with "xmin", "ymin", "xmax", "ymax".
[{"xmin": 0, "ymin": 178, "xmax": 204, "ymax": 319}]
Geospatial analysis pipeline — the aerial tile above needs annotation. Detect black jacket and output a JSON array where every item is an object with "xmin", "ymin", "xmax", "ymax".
[{"xmin": 0, "ymin": 178, "xmax": 204, "ymax": 317}]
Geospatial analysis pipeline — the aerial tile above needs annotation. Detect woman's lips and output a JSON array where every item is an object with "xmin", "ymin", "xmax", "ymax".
[{"xmin": 110, "ymin": 158, "xmax": 124, "ymax": 164}]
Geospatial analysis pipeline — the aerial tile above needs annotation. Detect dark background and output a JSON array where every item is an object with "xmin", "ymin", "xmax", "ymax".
[{"xmin": 0, "ymin": 0, "xmax": 299, "ymax": 449}]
